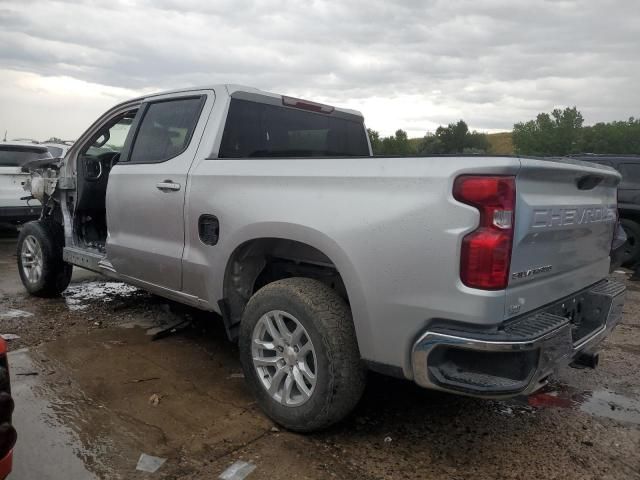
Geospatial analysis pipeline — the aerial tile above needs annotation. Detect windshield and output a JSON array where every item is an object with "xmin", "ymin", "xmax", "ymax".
[
  {"xmin": 45, "ymin": 146, "xmax": 64, "ymax": 158},
  {"xmin": 0, "ymin": 145, "xmax": 51, "ymax": 167}
]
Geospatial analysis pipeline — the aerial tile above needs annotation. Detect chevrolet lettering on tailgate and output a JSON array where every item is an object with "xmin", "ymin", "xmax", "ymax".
[{"xmin": 532, "ymin": 205, "xmax": 616, "ymax": 229}]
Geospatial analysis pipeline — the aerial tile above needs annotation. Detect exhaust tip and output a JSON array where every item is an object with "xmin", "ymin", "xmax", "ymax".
[{"xmin": 571, "ymin": 352, "xmax": 600, "ymax": 369}]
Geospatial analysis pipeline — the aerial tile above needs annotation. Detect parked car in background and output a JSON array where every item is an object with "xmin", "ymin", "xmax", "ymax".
[
  {"xmin": 610, "ymin": 221, "xmax": 628, "ymax": 271},
  {"xmin": 569, "ymin": 155, "xmax": 640, "ymax": 266},
  {"xmin": 0, "ymin": 142, "xmax": 51, "ymax": 225},
  {"xmin": 41, "ymin": 143, "xmax": 70, "ymax": 159}
]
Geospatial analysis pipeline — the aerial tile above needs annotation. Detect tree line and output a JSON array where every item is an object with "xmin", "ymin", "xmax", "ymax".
[
  {"xmin": 512, "ymin": 107, "xmax": 640, "ymax": 156},
  {"xmin": 368, "ymin": 108, "xmax": 640, "ymax": 156},
  {"xmin": 368, "ymin": 120, "xmax": 489, "ymax": 156}
]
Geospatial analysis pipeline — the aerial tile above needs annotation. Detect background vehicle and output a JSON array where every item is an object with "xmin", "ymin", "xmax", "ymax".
[
  {"xmin": 17, "ymin": 86, "xmax": 625, "ymax": 431},
  {"xmin": 610, "ymin": 222, "xmax": 628, "ymax": 271},
  {"xmin": 0, "ymin": 142, "xmax": 50, "ymax": 225},
  {"xmin": 569, "ymin": 155, "xmax": 640, "ymax": 266},
  {"xmin": 41, "ymin": 143, "xmax": 70, "ymax": 160}
]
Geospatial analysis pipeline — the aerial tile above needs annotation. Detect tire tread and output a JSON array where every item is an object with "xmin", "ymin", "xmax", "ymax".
[
  {"xmin": 240, "ymin": 277, "xmax": 366, "ymax": 432},
  {"xmin": 16, "ymin": 220, "xmax": 72, "ymax": 297}
]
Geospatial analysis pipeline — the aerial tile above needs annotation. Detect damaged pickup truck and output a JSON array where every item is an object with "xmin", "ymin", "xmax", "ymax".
[{"xmin": 18, "ymin": 85, "xmax": 625, "ymax": 432}]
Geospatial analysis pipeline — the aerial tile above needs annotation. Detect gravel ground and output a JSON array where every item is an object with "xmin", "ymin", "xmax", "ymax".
[{"xmin": 0, "ymin": 228, "xmax": 639, "ymax": 479}]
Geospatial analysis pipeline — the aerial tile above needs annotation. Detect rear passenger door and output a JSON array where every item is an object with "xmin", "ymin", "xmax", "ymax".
[{"xmin": 106, "ymin": 90, "xmax": 214, "ymax": 291}]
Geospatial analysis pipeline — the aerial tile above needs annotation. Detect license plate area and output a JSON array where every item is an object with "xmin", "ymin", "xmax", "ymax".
[{"xmin": 546, "ymin": 291, "xmax": 609, "ymax": 345}]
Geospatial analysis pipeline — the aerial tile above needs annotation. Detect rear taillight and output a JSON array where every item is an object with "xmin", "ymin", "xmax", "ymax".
[{"xmin": 453, "ymin": 175, "xmax": 516, "ymax": 290}]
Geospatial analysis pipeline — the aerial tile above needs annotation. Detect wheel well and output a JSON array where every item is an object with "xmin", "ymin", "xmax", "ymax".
[
  {"xmin": 619, "ymin": 211, "xmax": 640, "ymax": 226},
  {"xmin": 221, "ymin": 238, "xmax": 348, "ymax": 340}
]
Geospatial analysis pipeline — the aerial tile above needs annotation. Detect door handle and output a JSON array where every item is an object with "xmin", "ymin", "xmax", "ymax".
[{"xmin": 156, "ymin": 180, "xmax": 181, "ymax": 192}]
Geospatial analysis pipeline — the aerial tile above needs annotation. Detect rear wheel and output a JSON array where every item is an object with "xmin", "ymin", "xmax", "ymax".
[
  {"xmin": 239, "ymin": 278, "xmax": 366, "ymax": 432},
  {"xmin": 621, "ymin": 219, "xmax": 640, "ymax": 267},
  {"xmin": 17, "ymin": 220, "xmax": 72, "ymax": 297}
]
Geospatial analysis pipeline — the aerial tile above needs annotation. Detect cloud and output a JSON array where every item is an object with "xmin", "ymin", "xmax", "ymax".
[{"xmin": 0, "ymin": 0, "xmax": 638, "ymax": 139}]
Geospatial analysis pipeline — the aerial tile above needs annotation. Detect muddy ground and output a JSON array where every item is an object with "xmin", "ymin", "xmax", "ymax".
[{"xmin": 0, "ymin": 227, "xmax": 639, "ymax": 479}]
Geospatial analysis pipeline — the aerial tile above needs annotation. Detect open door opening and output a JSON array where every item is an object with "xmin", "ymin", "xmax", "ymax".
[{"xmin": 75, "ymin": 109, "xmax": 137, "ymax": 251}]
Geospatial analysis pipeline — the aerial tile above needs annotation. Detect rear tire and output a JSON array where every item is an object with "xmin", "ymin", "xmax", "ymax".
[
  {"xmin": 239, "ymin": 278, "xmax": 366, "ymax": 432},
  {"xmin": 621, "ymin": 218, "xmax": 640, "ymax": 267},
  {"xmin": 16, "ymin": 220, "xmax": 72, "ymax": 297}
]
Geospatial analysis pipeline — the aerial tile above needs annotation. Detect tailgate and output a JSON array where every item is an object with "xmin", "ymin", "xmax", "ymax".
[{"xmin": 506, "ymin": 158, "xmax": 620, "ymax": 318}]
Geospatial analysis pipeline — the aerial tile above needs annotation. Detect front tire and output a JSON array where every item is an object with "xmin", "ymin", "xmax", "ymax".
[
  {"xmin": 17, "ymin": 220, "xmax": 72, "ymax": 297},
  {"xmin": 239, "ymin": 278, "xmax": 366, "ymax": 432}
]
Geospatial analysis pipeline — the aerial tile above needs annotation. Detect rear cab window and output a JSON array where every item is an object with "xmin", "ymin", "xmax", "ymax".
[
  {"xmin": 218, "ymin": 98, "xmax": 369, "ymax": 158},
  {"xmin": 0, "ymin": 145, "xmax": 51, "ymax": 167}
]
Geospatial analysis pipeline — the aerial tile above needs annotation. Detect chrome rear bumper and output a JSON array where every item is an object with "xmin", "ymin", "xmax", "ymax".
[{"xmin": 411, "ymin": 279, "xmax": 625, "ymax": 398}]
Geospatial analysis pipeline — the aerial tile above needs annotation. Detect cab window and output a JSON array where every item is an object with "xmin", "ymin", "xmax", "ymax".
[
  {"xmin": 127, "ymin": 96, "xmax": 204, "ymax": 164},
  {"xmin": 218, "ymin": 98, "xmax": 369, "ymax": 158}
]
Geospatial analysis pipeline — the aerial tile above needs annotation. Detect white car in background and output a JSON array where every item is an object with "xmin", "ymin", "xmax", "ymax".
[
  {"xmin": 0, "ymin": 142, "xmax": 51, "ymax": 225},
  {"xmin": 41, "ymin": 143, "xmax": 70, "ymax": 160}
]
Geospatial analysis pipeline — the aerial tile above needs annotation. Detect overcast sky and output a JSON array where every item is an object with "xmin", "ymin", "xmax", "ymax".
[{"xmin": 0, "ymin": 0, "xmax": 638, "ymax": 140}]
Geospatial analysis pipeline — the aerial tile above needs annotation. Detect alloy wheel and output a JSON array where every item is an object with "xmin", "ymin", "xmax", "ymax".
[
  {"xmin": 251, "ymin": 310, "xmax": 317, "ymax": 407},
  {"xmin": 20, "ymin": 235, "xmax": 43, "ymax": 285}
]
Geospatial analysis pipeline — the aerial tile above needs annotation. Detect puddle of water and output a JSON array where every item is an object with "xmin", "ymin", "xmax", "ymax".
[
  {"xmin": 64, "ymin": 281, "xmax": 139, "ymax": 302},
  {"xmin": 0, "ymin": 308, "xmax": 33, "ymax": 319},
  {"xmin": 8, "ymin": 349, "xmax": 99, "ymax": 479},
  {"xmin": 117, "ymin": 301, "xmax": 193, "ymax": 335},
  {"xmin": 62, "ymin": 281, "xmax": 194, "ymax": 338},
  {"xmin": 118, "ymin": 318, "xmax": 161, "ymax": 329},
  {"xmin": 492, "ymin": 401, "xmax": 535, "ymax": 417},
  {"xmin": 579, "ymin": 390, "xmax": 640, "ymax": 424},
  {"xmin": 527, "ymin": 386, "xmax": 640, "ymax": 425},
  {"xmin": 64, "ymin": 298, "xmax": 89, "ymax": 311},
  {"xmin": 63, "ymin": 281, "xmax": 140, "ymax": 311}
]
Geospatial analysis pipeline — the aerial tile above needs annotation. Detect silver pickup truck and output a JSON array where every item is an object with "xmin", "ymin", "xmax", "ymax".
[{"xmin": 18, "ymin": 85, "xmax": 625, "ymax": 432}]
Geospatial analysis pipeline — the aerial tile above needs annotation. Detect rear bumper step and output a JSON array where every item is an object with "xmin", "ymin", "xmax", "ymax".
[{"xmin": 411, "ymin": 279, "xmax": 625, "ymax": 398}]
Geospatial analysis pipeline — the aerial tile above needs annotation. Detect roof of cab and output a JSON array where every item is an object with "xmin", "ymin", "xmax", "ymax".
[{"xmin": 132, "ymin": 84, "xmax": 364, "ymax": 118}]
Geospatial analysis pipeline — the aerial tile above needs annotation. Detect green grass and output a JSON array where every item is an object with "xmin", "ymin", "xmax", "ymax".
[
  {"xmin": 405, "ymin": 132, "xmax": 514, "ymax": 155},
  {"xmin": 486, "ymin": 132, "xmax": 513, "ymax": 155}
]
